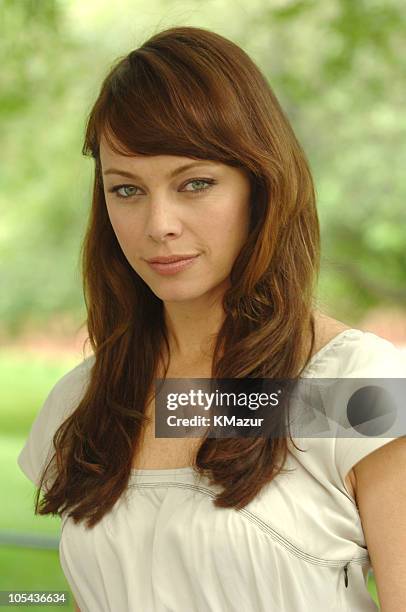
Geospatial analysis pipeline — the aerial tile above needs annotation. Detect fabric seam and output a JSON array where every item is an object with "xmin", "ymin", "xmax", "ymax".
[{"xmin": 126, "ymin": 480, "xmax": 370, "ymax": 567}]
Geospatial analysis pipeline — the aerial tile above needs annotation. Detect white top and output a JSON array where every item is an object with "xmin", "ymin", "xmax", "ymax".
[{"xmin": 17, "ymin": 328, "xmax": 406, "ymax": 612}]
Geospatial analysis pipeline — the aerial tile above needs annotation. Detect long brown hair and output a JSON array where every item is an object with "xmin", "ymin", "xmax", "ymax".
[{"xmin": 34, "ymin": 26, "xmax": 320, "ymax": 528}]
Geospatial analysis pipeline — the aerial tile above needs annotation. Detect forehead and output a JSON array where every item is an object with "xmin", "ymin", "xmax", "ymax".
[{"xmin": 99, "ymin": 132, "xmax": 219, "ymax": 170}]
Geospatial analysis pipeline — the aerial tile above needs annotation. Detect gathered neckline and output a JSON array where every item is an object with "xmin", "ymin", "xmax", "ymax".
[{"xmin": 130, "ymin": 327, "xmax": 365, "ymax": 476}]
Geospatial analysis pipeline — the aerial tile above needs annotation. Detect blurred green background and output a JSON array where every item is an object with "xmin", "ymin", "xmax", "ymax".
[{"xmin": 2, "ymin": 0, "xmax": 406, "ymax": 609}]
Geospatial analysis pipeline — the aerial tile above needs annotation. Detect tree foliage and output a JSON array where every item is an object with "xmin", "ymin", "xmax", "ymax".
[{"xmin": 1, "ymin": 0, "xmax": 405, "ymax": 334}]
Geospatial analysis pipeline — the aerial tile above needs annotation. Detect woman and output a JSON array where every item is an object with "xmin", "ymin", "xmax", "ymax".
[{"xmin": 17, "ymin": 26, "xmax": 406, "ymax": 611}]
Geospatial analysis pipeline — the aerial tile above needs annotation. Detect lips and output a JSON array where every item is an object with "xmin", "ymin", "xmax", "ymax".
[
  {"xmin": 146, "ymin": 254, "xmax": 200, "ymax": 275},
  {"xmin": 147, "ymin": 254, "xmax": 199, "ymax": 264}
]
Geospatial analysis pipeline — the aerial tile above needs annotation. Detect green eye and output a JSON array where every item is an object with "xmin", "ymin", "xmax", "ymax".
[
  {"xmin": 183, "ymin": 179, "xmax": 215, "ymax": 193},
  {"xmin": 108, "ymin": 177, "xmax": 216, "ymax": 200},
  {"xmin": 109, "ymin": 185, "xmax": 139, "ymax": 199}
]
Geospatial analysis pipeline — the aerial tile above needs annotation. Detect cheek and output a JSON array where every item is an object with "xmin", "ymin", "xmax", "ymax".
[
  {"xmin": 204, "ymin": 201, "xmax": 249, "ymax": 250},
  {"xmin": 107, "ymin": 209, "xmax": 141, "ymax": 253}
]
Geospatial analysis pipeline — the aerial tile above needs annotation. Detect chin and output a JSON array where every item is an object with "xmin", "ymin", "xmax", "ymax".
[
  {"xmin": 153, "ymin": 288, "xmax": 207, "ymax": 302},
  {"xmin": 146, "ymin": 279, "xmax": 212, "ymax": 301}
]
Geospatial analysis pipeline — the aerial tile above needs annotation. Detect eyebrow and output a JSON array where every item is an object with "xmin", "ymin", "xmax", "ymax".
[{"xmin": 103, "ymin": 161, "xmax": 214, "ymax": 180}]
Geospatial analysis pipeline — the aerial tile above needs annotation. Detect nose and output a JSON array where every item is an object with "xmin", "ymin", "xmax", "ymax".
[{"xmin": 144, "ymin": 198, "xmax": 182, "ymax": 243}]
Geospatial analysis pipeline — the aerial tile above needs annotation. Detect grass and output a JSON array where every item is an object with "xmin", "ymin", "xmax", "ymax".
[
  {"xmin": 0, "ymin": 459, "xmax": 73, "ymax": 612},
  {"xmin": 0, "ymin": 349, "xmax": 381, "ymax": 610},
  {"xmin": 0, "ymin": 351, "xmax": 78, "ymax": 611}
]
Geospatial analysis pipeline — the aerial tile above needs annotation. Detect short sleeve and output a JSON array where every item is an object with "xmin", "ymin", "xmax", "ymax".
[
  {"xmin": 335, "ymin": 436, "xmax": 402, "ymax": 493},
  {"xmin": 333, "ymin": 334, "xmax": 406, "ymax": 489},
  {"xmin": 291, "ymin": 331, "xmax": 406, "ymax": 498},
  {"xmin": 17, "ymin": 355, "xmax": 94, "ymax": 491}
]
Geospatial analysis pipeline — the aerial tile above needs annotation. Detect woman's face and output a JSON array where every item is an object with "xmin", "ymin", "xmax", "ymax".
[{"xmin": 100, "ymin": 134, "xmax": 251, "ymax": 304}]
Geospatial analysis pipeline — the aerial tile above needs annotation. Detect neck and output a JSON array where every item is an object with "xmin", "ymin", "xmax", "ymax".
[{"xmin": 163, "ymin": 297, "xmax": 225, "ymax": 364}]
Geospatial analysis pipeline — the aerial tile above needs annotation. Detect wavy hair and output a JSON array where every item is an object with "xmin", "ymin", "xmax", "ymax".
[{"xmin": 34, "ymin": 25, "xmax": 320, "ymax": 528}]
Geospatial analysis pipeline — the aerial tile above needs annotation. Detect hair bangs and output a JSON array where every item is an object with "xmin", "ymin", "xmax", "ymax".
[{"xmin": 84, "ymin": 43, "xmax": 260, "ymax": 175}]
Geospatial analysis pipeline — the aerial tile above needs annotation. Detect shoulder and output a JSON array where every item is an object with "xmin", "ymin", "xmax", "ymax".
[
  {"xmin": 17, "ymin": 354, "xmax": 95, "ymax": 489},
  {"xmin": 48, "ymin": 353, "xmax": 95, "ymax": 406},
  {"xmin": 294, "ymin": 317, "xmax": 405, "ymax": 500},
  {"xmin": 312, "ymin": 310, "xmax": 405, "ymax": 365},
  {"xmin": 29, "ymin": 352, "xmax": 94, "ymax": 419},
  {"xmin": 338, "ymin": 329, "xmax": 405, "ymax": 376},
  {"xmin": 310, "ymin": 311, "xmax": 406, "ymax": 377},
  {"xmin": 312, "ymin": 311, "xmax": 351, "ymax": 348},
  {"xmin": 36, "ymin": 353, "xmax": 95, "ymax": 433}
]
